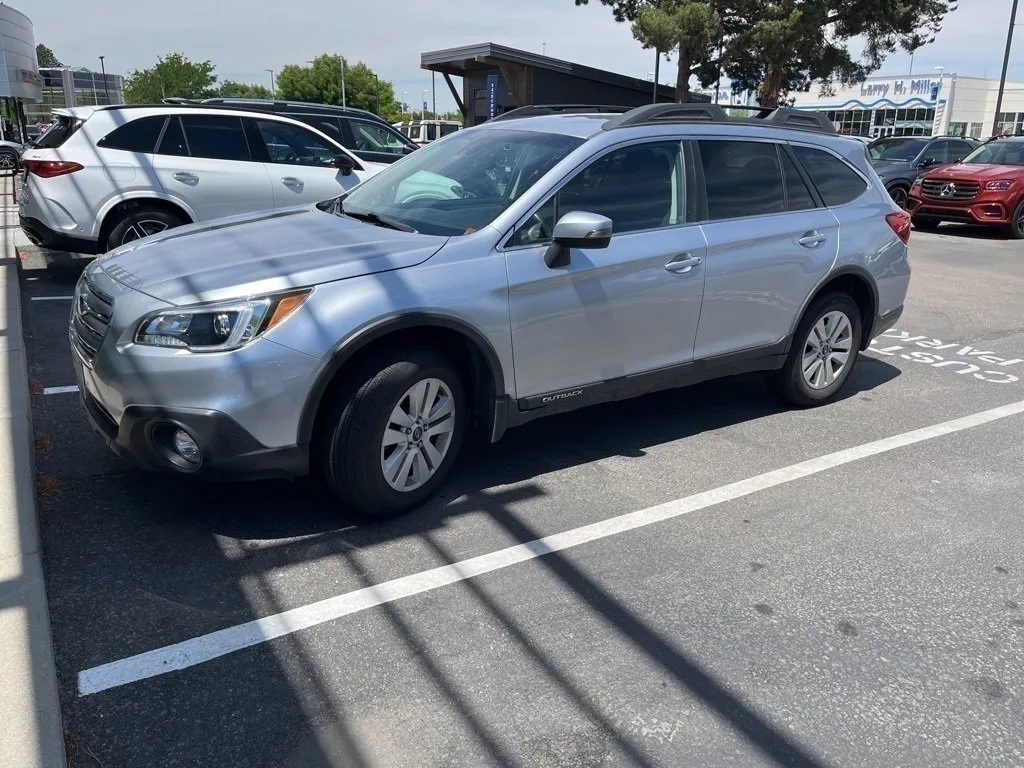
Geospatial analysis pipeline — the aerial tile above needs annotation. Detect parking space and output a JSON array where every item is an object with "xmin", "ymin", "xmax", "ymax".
[{"xmin": 19, "ymin": 228, "xmax": 1024, "ymax": 766}]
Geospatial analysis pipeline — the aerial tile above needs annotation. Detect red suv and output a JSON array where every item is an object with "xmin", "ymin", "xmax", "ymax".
[{"xmin": 907, "ymin": 136, "xmax": 1024, "ymax": 238}]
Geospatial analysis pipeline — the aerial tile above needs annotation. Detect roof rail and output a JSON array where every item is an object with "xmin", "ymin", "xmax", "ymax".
[
  {"xmin": 490, "ymin": 104, "xmax": 631, "ymax": 122},
  {"xmin": 601, "ymin": 103, "xmax": 837, "ymax": 135}
]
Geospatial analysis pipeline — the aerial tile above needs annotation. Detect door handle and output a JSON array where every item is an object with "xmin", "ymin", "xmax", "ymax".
[
  {"xmin": 798, "ymin": 231, "xmax": 827, "ymax": 248},
  {"xmin": 281, "ymin": 176, "xmax": 304, "ymax": 189},
  {"xmin": 664, "ymin": 254, "xmax": 703, "ymax": 274},
  {"xmin": 172, "ymin": 171, "xmax": 198, "ymax": 183}
]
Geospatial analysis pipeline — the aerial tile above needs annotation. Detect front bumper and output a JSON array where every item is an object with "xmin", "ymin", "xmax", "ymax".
[
  {"xmin": 906, "ymin": 191, "xmax": 1017, "ymax": 226},
  {"xmin": 80, "ymin": 384, "xmax": 309, "ymax": 480}
]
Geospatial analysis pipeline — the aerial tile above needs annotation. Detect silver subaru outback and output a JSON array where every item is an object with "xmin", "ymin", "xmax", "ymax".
[{"xmin": 71, "ymin": 103, "xmax": 910, "ymax": 518}]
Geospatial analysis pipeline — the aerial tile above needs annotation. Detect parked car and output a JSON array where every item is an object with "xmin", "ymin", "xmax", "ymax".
[
  {"xmin": 907, "ymin": 135, "xmax": 1024, "ymax": 238},
  {"xmin": 393, "ymin": 119, "xmax": 462, "ymax": 145},
  {"xmin": 19, "ymin": 103, "xmax": 386, "ymax": 254},
  {"xmin": 867, "ymin": 135, "xmax": 979, "ymax": 208},
  {"xmin": 71, "ymin": 102, "xmax": 910, "ymax": 518},
  {"xmin": 0, "ymin": 139, "xmax": 22, "ymax": 171},
  {"xmin": 197, "ymin": 98, "xmax": 418, "ymax": 165}
]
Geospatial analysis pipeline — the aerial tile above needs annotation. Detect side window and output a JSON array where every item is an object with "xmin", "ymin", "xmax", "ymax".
[
  {"xmin": 156, "ymin": 116, "xmax": 189, "ymax": 157},
  {"xmin": 97, "ymin": 116, "xmax": 166, "ymax": 152},
  {"xmin": 699, "ymin": 140, "xmax": 785, "ymax": 220},
  {"xmin": 427, "ymin": 124, "xmax": 438, "ymax": 141},
  {"xmin": 929, "ymin": 140, "xmax": 953, "ymax": 163},
  {"xmin": 952, "ymin": 141, "xmax": 974, "ymax": 162},
  {"xmin": 780, "ymin": 150, "xmax": 817, "ymax": 211},
  {"xmin": 409, "ymin": 125, "xmax": 421, "ymax": 140},
  {"xmin": 180, "ymin": 115, "xmax": 251, "ymax": 161},
  {"xmin": 294, "ymin": 115, "xmax": 345, "ymax": 145},
  {"xmin": 350, "ymin": 120, "xmax": 407, "ymax": 155},
  {"xmin": 792, "ymin": 146, "xmax": 868, "ymax": 207},
  {"xmin": 255, "ymin": 120, "xmax": 340, "ymax": 167},
  {"xmin": 512, "ymin": 140, "xmax": 685, "ymax": 246}
]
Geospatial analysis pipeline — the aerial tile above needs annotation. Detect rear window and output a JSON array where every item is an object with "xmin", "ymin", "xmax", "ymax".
[
  {"xmin": 440, "ymin": 123, "xmax": 459, "ymax": 137},
  {"xmin": 33, "ymin": 116, "xmax": 83, "ymax": 149},
  {"xmin": 793, "ymin": 146, "xmax": 868, "ymax": 207},
  {"xmin": 97, "ymin": 116, "xmax": 166, "ymax": 152}
]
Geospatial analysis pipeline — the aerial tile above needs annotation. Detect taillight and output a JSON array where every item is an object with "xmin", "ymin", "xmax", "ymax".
[
  {"xmin": 886, "ymin": 211, "xmax": 912, "ymax": 244},
  {"xmin": 23, "ymin": 160, "xmax": 84, "ymax": 179}
]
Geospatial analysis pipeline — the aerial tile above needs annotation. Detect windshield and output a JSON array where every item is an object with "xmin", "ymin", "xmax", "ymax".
[
  {"xmin": 869, "ymin": 138, "xmax": 928, "ymax": 161},
  {"xmin": 961, "ymin": 141, "xmax": 1024, "ymax": 166},
  {"xmin": 340, "ymin": 128, "xmax": 584, "ymax": 236}
]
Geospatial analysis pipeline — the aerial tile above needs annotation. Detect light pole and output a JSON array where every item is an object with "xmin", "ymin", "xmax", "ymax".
[
  {"xmin": 373, "ymin": 73, "xmax": 380, "ymax": 115},
  {"xmin": 542, "ymin": 42, "xmax": 547, "ymax": 56},
  {"xmin": 422, "ymin": 89, "xmax": 429, "ymax": 119},
  {"xmin": 402, "ymin": 90, "xmax": 408, "ymax": 118},
  {"xmin": 265, "ymin": 69, "xmax": 276, "ymax": 98},
  {"xmin": 432, "ymin": 71, "xmax": 436, "ymax": 117},
  {"xmin": 652, "ymin": 48, "xmax": 660, "ymax": 103},
  {"xmin": 340, "ymin": 56, "xmax": 347, "ymax": 108},
  {"xmin": 98, "ymin": 56, "xmax": 110, "ymax": 104},
  {"xmin": 993, "ymin": 0, "xmax": 1020, "ymax": 137}
]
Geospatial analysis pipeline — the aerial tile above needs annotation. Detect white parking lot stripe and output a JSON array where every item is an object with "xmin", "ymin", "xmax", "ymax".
[
  {"xmin": 43, "ymin": 385, "xmax": 79, "ymax": 395},
  {"xmin": 30, "ymin": 296, "xmax": 73, "ymax": 301},
  {"xmin": 76, "ymin": 397, "xmax": 1024, "ymax": 697}
]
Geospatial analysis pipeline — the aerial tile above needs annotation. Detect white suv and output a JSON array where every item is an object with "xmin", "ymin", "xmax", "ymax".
[{"xmin": 19, "ymin": 104, "xmax": 386, "ymax": 254}]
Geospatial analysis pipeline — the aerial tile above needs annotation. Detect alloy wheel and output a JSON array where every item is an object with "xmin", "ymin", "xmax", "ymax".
[
  {"xmin": 380, "ymin": 377, "xmax": 456, "ymax": 492},
  {"xmin": 889, "ymin": 186, "xmax": 908, "ymax": 209},
  {"xmin": 801, "ymin": 311, "xmax": 853, "ymax": 390},
  {"xmin": 120, "ymin": 219, "xmax": 169, "ymax": 245},
  {"xmin": 0, "ymin": 153, "xmax": 15, "ymax": 170}
]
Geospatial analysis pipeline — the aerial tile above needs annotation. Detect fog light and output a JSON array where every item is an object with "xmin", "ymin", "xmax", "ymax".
[{"xmin": 172, "ymin": 429, "xmax": 201, "ymax": 464}]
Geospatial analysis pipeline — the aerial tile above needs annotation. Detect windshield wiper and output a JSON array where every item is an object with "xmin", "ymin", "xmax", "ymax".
[{"xmin": 339, "ymin": 203, "xmax": 417, "ymax": 233}]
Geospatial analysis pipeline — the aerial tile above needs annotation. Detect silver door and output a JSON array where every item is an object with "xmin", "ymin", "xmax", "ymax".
[
  {"xmin": 506, "ymin": 140, "xmax": 707, "ymax": 399},
  {"xmin": 693, "ymin": 138, "xmax": 839, "ymax": 360},
  {"xmin": 152, "ymin": 115, "xmax": 275, "ymax": 221},
  {"xmin": 251, "ymin": 118, "xmax": 362, "ymax": 206}
]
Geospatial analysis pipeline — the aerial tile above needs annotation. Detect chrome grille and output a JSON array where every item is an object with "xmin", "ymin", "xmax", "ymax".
[
  {"xmin": 71, "ymin": 273, "xmax": 113, "ymax": 364},
  {"xmin": 921, "ymin": 178, "xmax": 981, "ymax": 201}
]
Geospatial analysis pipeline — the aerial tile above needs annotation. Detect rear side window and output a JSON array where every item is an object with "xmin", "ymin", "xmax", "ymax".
[
  {"xmin": 33, "ymin": 115, "xmax": 83, "ymax": 149},
  {"xmin": 289, "ymin": 114, "xmax": 346, "ymax": 145},
  {"xmin": 699, "ymin": 140, "xmax": 785, "ymax": 220},
  {"xmin": 426, "ymin": 124, "xmax": 437, "ymax": 141},
  {"xmin": 780, "ymin": 150, "xmax": 817, "ymax": 211},
  {"xmin": 180, "ymin": 115, "xmax": 251, "ymax": 161},
  {"xmin": 156, "ymin": 116, "xmax": 189, "ymax": 156},
  {"xmin": 792, "ymin": 146, "xmax": 868, "ymax": 207},
  {"xmin": 441, "ymin": 123, "xmax": 459, "ymax": 137},
  {"xmin": 97, "ymin": 116, "xmax": 166, "ymax": 152}
]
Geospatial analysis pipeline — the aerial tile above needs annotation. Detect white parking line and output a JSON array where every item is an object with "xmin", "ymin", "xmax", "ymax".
[
  {"xmin": 30, "ymin": 295, "xmax": 73, "ymax": 301},
  {"xmin": 43, "ymin": 385, "xmax": 79, "ymax": 395},
  {"xmin": 76, "ymin": 397, "xmax": 1024, "ymax": 697}
]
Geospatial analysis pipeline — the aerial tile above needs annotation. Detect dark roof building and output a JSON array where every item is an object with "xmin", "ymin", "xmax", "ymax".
[{"xmin": 421, "ymin": 42, "xmax": 709, "ymax": 127}]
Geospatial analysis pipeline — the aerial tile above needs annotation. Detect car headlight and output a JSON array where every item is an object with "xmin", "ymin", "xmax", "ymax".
[
  {"xmin": 912, "ymin": 177, "xmax": 923, "ymax": 187},
  {"xmin": 134, "ymin": 290, "xmax": 310, "ymax": 352},
  {"xmin": 985, "ymin": 179, "xmax": 1016, "ymax": 191}
]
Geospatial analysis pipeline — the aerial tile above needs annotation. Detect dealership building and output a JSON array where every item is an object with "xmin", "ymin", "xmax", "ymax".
[
  {"xmin": 790, "ymin": 72, "xmax": 1024, "ymax": 139},
  {"xmin": 0, "ymin": 4, "xmax": 41, "ymax": 142},
  {"xmin": 24, "ymin": 67, "xmax": 124, "ymax": 125}
]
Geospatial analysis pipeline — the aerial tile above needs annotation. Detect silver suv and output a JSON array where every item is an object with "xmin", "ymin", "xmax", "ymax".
[{"xmin": 71, "ymin": 103, "xmax": 911, "ymax": 518}]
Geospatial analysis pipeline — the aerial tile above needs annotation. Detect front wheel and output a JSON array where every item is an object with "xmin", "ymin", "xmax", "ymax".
[
  {"xmin": 770, "ymin": 293, "xmax": 863, "ymax": 407},
  {"xmin": 1006, "ymin": 199, "xmax": 1024, "ymax": 240},
  {"xmin": 317, "ymin": 349, "xmax": 466, "ymax": 518}
]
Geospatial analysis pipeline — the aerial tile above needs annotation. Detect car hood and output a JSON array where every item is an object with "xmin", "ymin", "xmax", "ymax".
[
  {"xmin": 97, "ymin": 206, "xmax": 449, "ymax": 306},
  {"xmin": 926, "ymin": 163, "xmax": 1024, "ymax": 181},
  {"xmin": 871, "ymin": 160, "xmax": 913, "ymax": 176}
]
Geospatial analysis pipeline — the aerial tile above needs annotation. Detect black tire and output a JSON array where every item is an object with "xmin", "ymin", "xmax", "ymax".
[
  {"xmin": 0, "ymin": 148, "xmax": 18, "ymax": 173},
  {"xmin": 316, "ymin": 348, "xmax": 466, "ymax": 519},
  {"xmin": 1006, "ymin": 199, "xmax": 1024, "ymax": 240},
  {"xmin": 105, "ymin": 207, "xmax": 185, "ymax": 251},
  {"xmin": 912, "ymin": 215, "xmax": 941, "ymax": 232},
  {"xmin": 770, "ymin": 292, "xmax": 863, "ymax": 407},
  {"xmin": 886, "ymin": 183, "xmax": 910, "ymax": 210}
]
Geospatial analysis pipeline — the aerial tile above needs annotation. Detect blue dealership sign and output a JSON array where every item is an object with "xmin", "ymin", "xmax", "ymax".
[{"xmin": 487, "ymin": 74, "xmax": 499, "ymax": 120}]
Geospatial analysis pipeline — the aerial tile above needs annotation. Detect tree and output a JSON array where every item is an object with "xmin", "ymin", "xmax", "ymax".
[
  {"xmin": 576, "ymin": 0, "xmax": 721, "ymax": 103},
  {"xmin": 276, "ymin": 55, "xmax": 400, "ymax": 121},
  {"xmin": 722, "ymin": 1, "xmax": 956, "ymax": 108},
  {"xmin": 36, "ymin": 43, "xmax": 62, "ymax": 68},
  {"xmin": 123, "ymin": 53, "xmax": 217, "ymax": 103},
  {"xmin": 218, "ymin": 81, "xmax": 274, "ymax": 99}
]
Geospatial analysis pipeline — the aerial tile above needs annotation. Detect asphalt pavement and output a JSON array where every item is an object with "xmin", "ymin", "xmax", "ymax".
[{"xmin": 19, "ymin": 224, "xmax": 1024, "ymax": 767}]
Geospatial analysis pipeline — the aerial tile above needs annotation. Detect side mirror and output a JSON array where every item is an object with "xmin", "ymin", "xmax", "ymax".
[
  {"xmin": 917, "ymin": 157, "xmax": 938, "ymax": 168},
  {"xmin": 544, "ymin": 211, "xmax": 613, "ymax": 268},
  {"xmin": 330, "ymin": 154, "xmax": 356, "ymax": 175}
]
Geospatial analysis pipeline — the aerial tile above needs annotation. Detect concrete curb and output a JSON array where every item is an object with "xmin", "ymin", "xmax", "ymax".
[{"xmin": 0, "ymin": 188, "xmax": 67, "ymax": 767}]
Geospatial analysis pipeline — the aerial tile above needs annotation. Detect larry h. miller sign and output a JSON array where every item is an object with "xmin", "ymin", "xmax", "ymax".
[{"xmin": 861, "ymin": 78, "xmax": 940, "ymax": 101}]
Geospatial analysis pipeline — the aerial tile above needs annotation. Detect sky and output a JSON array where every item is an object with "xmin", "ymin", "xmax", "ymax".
[{"xmin": 23, "ymin": 0, "xmax": 1024, "ymax": 113}]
